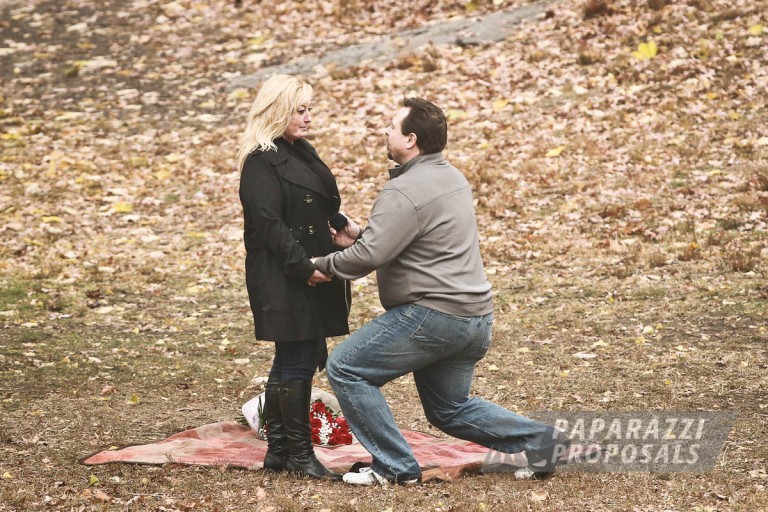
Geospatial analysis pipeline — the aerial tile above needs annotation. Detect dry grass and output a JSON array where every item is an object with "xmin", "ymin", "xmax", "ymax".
[{"xmin": 1, "ymin": 268, "xmax": 766, "ymax": 511}]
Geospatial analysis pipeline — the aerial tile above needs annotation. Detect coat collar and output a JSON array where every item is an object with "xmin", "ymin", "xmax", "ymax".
[
  {"xmin": 266, "ymin": 138, "xmax": 331, "ymax": 199},
  {"xmin": 388, "ymin": 152, "xmax": 445, "ymax": 180}
]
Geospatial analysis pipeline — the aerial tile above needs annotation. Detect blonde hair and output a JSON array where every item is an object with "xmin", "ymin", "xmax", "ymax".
[{"xmin": 236, "ymin": 75, "xmax": 313, "ymax": 171}]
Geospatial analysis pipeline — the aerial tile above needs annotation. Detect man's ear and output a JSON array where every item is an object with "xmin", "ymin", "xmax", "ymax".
[{"xmin": 406, "ymin": 133, "xmax": 417, "ymax": 150}]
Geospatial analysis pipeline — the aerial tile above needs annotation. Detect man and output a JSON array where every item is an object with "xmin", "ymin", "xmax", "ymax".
[{"xmin": 312, "ymin": 97, "xmax": 569, "ymax": 485}]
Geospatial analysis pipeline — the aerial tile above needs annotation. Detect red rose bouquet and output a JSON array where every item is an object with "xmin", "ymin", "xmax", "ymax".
[
  {"xmin": 242, "ymin": 392, "xmax": 353, "ymax": 446},
  {"xmin": 310, "ymin": 399, "xmax": 353, "ymax": 446}
]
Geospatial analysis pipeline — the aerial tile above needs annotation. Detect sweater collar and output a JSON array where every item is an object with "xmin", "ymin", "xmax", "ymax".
[{"xmin": 388, "ymin": 152, "xmax": 444, "ymax": 180}]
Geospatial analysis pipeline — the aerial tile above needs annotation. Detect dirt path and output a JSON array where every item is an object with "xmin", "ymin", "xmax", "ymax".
[{"xmin": 228, "ymin": 0, "xmax": 556, "ymax": 90}]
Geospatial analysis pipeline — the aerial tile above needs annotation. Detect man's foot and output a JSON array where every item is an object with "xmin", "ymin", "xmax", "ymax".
[
  {"xmin": 342, "ymin": 467, "xmax": 419, "ymax": 486},
  {"xmin": 515, "ymin": 461, "xmax": 555, "ymax": 480},
  {"xmin": 342, "ymin": 467, "xmax": 389, "ymax": 486},
  {"xmin": 516, "ymin": 443, "xmax": 605, "ymax": 479}
]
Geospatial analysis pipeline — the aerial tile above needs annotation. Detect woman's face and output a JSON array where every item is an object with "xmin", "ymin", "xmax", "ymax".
[{"xmin": 283, "ymin": 102, "xmax": 312, "ymax": 143}]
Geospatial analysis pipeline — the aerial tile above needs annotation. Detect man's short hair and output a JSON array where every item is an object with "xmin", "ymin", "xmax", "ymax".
[{"xmin": 401, "ymin": 97, "xmax": 447, "ymax": 155}]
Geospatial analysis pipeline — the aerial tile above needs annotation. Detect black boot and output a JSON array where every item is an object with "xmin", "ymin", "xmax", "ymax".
[
  {"xmin": 278, "ymin": 379, "xmax": 342, "ymax": 481},
  {"xmin": 262, "ymin": 379, "xmax": 288, "ymax": 472}
]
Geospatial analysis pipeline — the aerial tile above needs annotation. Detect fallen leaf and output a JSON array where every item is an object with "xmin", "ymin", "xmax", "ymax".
[
  {"xmin": 93, "ymin": 489, "xmax": 112, "ymax": 502},
  {"xmin": 545, "ymin": 146, "xmax": 565, "ymax": 157},
  {"xmin": 492, "ymin": 99, "xmax": 509, "ymax": 111},
  {"xmin": 632, "ymin": 40, "xmax": 658, "ymax": 60},
  {"xmin": 112, "ymin": 202, "xmax": 134, "ymax": 213}
]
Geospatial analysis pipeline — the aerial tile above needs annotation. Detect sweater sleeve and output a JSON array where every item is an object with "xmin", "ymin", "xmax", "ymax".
[
  {"xmin": 313, "ymin": 189, "xmax": 418, "ymax": 280},
  {"xmin": 239, "ymin": 155, "xmax": 315, "ymax": 281}
]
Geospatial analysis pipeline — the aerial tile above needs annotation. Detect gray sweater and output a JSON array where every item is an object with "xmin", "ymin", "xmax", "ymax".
[{"xmin": 314, "ymin": 152, "xmax": 494, "ymax": 316}]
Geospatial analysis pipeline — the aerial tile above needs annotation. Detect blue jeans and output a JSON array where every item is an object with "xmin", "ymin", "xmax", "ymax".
[
  {"xmin": 326, "ymin": 304, "xmax": 567, "ymax": 482},
  {"xmin": 269, "ymin": 339, "xmax": 321, "ymax": 382}
]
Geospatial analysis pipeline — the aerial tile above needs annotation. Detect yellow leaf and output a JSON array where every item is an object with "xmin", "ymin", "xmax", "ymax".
[
  {"xmin": 446, "ymin": 109, "xmax": 468, "ymax": 121},
  {"xmin": 112, "ymin": 202, "xmax": 134, "ymax": 213},
  {"xmin": 89, "ymin": 475, "xmax": 99, "ymax": 486},
  {"xmin": 664, "ymin": 379, "xmax": 672, "ymax": 385},
  {"xmin": 247, "ymin": 34, "xmax": 270, "ymax": 48},
  {"xmin": 632, "ymin": 40, "xmax": 658, "ymax": 60},
  {"xmin": 492, "ymin": 99, "xmax": 509, "ymax": 112},
  {"xmin": 126, "ymin": 393, "xmax": 140, "ymax": 405},
  {"xmin": 729, "ymin": 111, "xmax": 740, "ymax": 121},
  {"xmin": 1, "ymin": 472, "xmax": 11, "ymax": 479},
  {"xmin": 748, "ymin": 25, "xmax": 764, "ymax": 36},
  {"xmin": 42, "ymin": 216, "xmax": 63, "ymax": 223},
  {"xmin": 545, "ymin": 146, "xmax": 565, "ymax": 158},
  {"xmin": 187, "ymin": 231, "xmax": 207, "ymax": 239},
  {"xmin": 155, "ymin": 169, "xmax": 171, "ymax": 180},
  {"xmin": 228, "ymin": 89, "xmax": 250, "ymax": 100}
]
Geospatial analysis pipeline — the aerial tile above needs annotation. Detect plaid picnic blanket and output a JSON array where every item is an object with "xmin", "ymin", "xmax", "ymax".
[{"xmin": 81, "ymin": 421, "xmax": 526, "ymax": 482}]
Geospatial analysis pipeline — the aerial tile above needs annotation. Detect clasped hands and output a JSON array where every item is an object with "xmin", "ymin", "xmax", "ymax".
[{"xmin": 306, "ymin": 214, "xmax": 361, "ymax": 287}]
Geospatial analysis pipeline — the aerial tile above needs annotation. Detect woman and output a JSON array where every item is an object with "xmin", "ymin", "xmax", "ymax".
[{"xmin": 237, "ymin": 75, "xmax": 351, "ymax": 481}]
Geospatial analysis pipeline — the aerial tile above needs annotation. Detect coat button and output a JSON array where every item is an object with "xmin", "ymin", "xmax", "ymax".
[
  {"xmin": 307, "ymin": 225, "xmax": 316, "ymax": 235},
  {"xmin": 304, "ymin": 195, "xmax": 313, "ymax": 204}
]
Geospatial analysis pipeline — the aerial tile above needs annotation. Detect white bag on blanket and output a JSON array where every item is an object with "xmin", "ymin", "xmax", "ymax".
[{"xmin": 241, "ymin": 387, "xmax": 341, "ymax": 440}]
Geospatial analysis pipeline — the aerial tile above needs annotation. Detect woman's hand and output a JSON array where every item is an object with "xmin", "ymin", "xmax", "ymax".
[
  {"xmin": 306, "ymin": 269, "xmax": 331, "ymax": 287},
  {"xmin": 330, "ymin": 218, "xmax": 361, "ymax": 249}
]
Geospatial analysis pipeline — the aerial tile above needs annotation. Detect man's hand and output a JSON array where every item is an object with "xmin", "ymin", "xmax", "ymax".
[
  {"xmin": 307, "ymin": 269, "xmax": 331, "ymax": 287},
  {"xmin": 330, "ymin": 218, "xmax": 361, "ymax": 249}
]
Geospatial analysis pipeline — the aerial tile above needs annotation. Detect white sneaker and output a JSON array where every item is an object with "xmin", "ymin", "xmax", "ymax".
[
  {"xmin": 514, "ymin": 467, "xmax": 536, "ymax": 479},
  {"xmin": 342, "ymin": 467, "xmax": 389, "ymax": 486},
  {"xmin": 514, "ymin": 463, "xmax": 554, "ymax": 480}
]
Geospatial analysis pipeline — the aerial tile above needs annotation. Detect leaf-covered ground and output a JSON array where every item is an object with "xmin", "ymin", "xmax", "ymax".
[{"xmin": 1, "ymin": 0, "xmax": 766, "ymax": 510}]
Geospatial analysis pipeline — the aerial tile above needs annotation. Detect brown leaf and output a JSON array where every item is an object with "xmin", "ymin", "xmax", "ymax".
[{"xmin": 100, "ymin": 385, "xmax": 116, "ymax": 396}]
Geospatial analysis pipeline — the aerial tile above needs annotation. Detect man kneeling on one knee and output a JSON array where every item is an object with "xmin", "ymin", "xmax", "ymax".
[{"xmin": 312, "ymin": 97, "xmax": 570, "ymax": 486}]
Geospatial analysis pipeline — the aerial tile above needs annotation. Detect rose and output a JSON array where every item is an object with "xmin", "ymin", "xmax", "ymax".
[{"xmin": 310, "ymin": 399, "xmax": 353, "ymax": 446}]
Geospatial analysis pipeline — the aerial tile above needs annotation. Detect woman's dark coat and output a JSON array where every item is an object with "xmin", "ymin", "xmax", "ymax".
[{"xmin": 239, "ymin": 138, "xmax": 350, "ymax": 342}]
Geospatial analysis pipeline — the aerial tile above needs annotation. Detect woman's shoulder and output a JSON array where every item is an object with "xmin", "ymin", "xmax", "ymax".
[{"xmin": 243, "ymin": 145, "xmax": 287, "ymax": 170}]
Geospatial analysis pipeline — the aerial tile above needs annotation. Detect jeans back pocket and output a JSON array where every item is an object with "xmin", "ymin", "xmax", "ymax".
[{"xmin": 410, "ymin": 309, "xmax": 471, "ymax": 353}]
